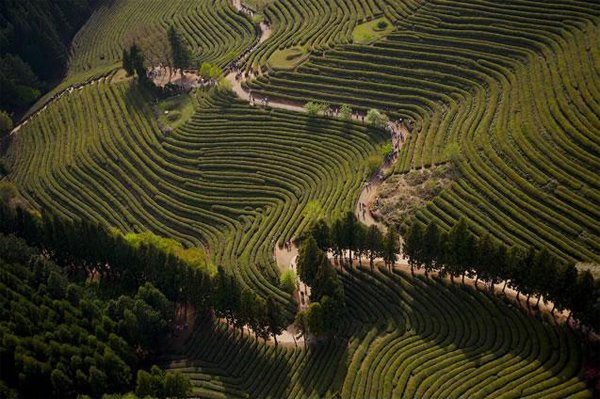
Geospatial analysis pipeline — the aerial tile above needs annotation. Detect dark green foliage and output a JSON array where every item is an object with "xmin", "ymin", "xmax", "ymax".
[
  {"xmin": 135, "ymin": 366, "xmax": 191, "ymax": 399},
  {"xmin": 330, "ymin": 219, "xmax": 344, "ymax": 261},
  {"xmin": 167, "ymin": 26, "xmax": 192, "ymax": 73},
  {"xmin": 365, "ymin": 225, "xmax": 383, "ymax": 271},
  {"xmin": 0, "ymin": 204, "xmax": 214, "ymax": 397},
  {"xmin": 122, "ymin": 44, "xmax": 149, "ymax": 86},
  {"xmin": 550, "ymin": 263, "xmax": 578, "ymax": 312},
  {"xmin": 0, "ymin": 55, "xmax": 41, "ymax": 110},
  {"xmin": 383, "ymin": 227, "xmax": 400, "ymax": 270},
  {"xmin": 443, "ymin": 218, "xmax": 475, "ymax": 280},
  {"xmin": 213, "ymin": 266, "xmax": 241, "ymax": 325},
  {"xmin": 401, "ymin": 218, "xmax": 600, "ymax": 333},
  {"xmin": 342, "ymin": 212, "xmax": 358, "ymax": 261},
  {"xmin": 296, "ymin": 234, "xmax": 346, "ymax": 337},
  {"xmin": 0, "ymin": 203, "xmax": 212, "ymax": 310},
  {"xmin": 0, "ymin": 0, "xmax": 103, "ymax": 113},
  {"xmin": 266, "ymin": 297, "xmax": 285, "ymax": 345},
  {"xmin": 305, "ymin": 302, "xmax": 325, "ymax": 336},
  {"xmin": 353, "ymin": 223, "xmax": 367, "ymax": 266},
  {"xmin": 0, "ymin": 234, "xmax": 141, "ymax": 397},
  {"xmin": 107, "ymin": 283, "xmax": 173, "ymax": 355},
  {"xmin": 297, "ymin": 235, "xmax": 320, "ymax": 286},
  {"xmin": 403, "ymin": 222, "xmax": 423, "ymax": 273},
  {"xmin": 310, "ymin": 252, "xmax": 342, "ymax": 303},
  {"xmin": 310, "ymin": 219, "xmax": 330, "ymax": 251},
  {"xmin": 422, "ymin": 222, "xmax": 442, "ymax": 275}
]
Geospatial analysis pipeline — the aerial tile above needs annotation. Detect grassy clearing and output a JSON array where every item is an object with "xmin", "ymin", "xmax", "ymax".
[
  {"xmin": 268, "ymin": 47, "xmax": 308, "ymax": 70},
  {"xmin": 157, "ymin": 94, "xmax": 194, "ymax": 130},
  {"xmin": 352, "ymin": 17, "xmax": 394, "ymax": 44}
]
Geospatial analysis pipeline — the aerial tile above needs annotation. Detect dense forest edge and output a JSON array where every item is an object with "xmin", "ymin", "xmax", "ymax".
[{"xmin": 0, "ymin": 0, "xmax": 107, "ymax": 125}]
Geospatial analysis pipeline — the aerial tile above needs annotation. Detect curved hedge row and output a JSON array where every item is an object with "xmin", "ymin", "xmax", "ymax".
[
  {"xmin": 4, "ymin": 82, "xmax": 384, "ymax": 307},
  {"xmin": 241, "ymin": 0, "xmax": 424, "ymax": 71},
  {"xmin": 169, "ymin": 266, "xmax": 592, "ymax": 398},
  {"xmin": 246, "ymin": 0, "xmax": 600, "ymax": 263},
  {"xmin": 68, "ymin": 0, "xmax": 256, "ymax": 77}
]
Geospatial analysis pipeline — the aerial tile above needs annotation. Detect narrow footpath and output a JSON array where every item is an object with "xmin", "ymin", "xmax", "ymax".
[{"xmin": 10, "ymin": 75, "xmax": 111, "ymax": 135}]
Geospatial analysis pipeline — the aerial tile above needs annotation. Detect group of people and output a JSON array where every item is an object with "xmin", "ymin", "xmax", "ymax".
[
  {"xmin": 249, "ymin": 92, "xmax": 270, "ymax": 107},
  {"xmin": 172, "ymin": 321, "xmax": 189, "ymax": 337},
  {"xmin": 385, "ymin": 118, "xmax": 411, "ymax": 163},
  {"xmin": 283, "ymin": 240, "xmax": 294, "ymax": 252},
  {"xmin": 224, "ymin": 5, "xmax": 272, "ymax": 77}
]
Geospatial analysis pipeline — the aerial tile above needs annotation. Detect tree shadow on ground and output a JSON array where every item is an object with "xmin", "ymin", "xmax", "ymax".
[
  {"xmin": 339, "ymin": 265, "xmax": 588, "ymax": 398},
  {"xmin": 181, "ymin": 318, "xmax": 294, "ymax": 398}
]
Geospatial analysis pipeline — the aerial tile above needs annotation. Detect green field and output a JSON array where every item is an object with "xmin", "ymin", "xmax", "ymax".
[
  {"xmin": 2, "ymin": 0, "xmax": 599, "ymax": 397},
  {"xmin": 268, "ymin": 47, "xmax": 308, "ymax": 70},
  {"xmin": 247, "ymin": 0, "xmax": 600, "ymax": 264},
  {"xmin": 352, "ymin": 17, "xmax": 393, "ymax": 44},
  {"xmin": 171, "ymin": 266, "xmax": 590, "ymax": 398},
  {"xmin": 5, "ymin": 82, "xmax": 384, "ymax": 306},
  {"xmin": 157, "ymin": 94, "xmax": 195, "ymax": 130},
  {"xmin": 69, "ymin": 0, "xmax": 256, "ymax": 78}
]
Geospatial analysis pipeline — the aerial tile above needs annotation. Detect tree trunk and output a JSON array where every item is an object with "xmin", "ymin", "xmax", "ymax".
[
  {"xmin": 462, "ymin": 272, "xmax": 465, "ymax": 285},
  {"xmin": 502, "ymin": 281, "xmax": 507, "ymax": 294},
  {"xmin": 526, "ymin": 294, "xmax": 531, "ymax": 307},
  {"xmin": 410, "ymin": 264, "xmax": 414, "ymax": 276},
  {"xmin": 551, "ymin": 303, "xmax": 556, "ymax": 313},
  {"xmin": 536, "ymin": 295, "xmax": 541, "ymax": 307},
  {"xmin": 273, "ymin": 333, "xmax": 278, "ymax": 346},
  {"xmin": 370, "ymin": 258, "xmax": 374, "ymax": 272},
  {"xmin": 474, "ymin": 276, "xmax": 479, "ymax": 288}
]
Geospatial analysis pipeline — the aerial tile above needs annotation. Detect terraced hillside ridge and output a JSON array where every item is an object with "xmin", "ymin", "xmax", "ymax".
[
  {"xmin": 4, "ymin": 83, "xmax": 385, "ymax": 305},
  {"xmin": 247, "ymin": 0, "xmax": 600, "ymax": 264},
  {"xmin": 169, "ymin": 266, "xmax": 592, "ymax": 398},
  {"xmin": 241, "ymin": 0, "xmax": 424, "ymax": 71},
  {"xmin": 69, "ymin": 0, "xmax": 256, "ymax": 78}
]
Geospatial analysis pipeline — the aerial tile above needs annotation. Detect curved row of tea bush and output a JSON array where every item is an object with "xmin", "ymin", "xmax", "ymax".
[
  {"xmin": 241, "ymin": 0, "xmax": 425, "ymax": 71},
  {"xmin": 69, "ymin": 0, "xmax": 256, "ymax": 77},
  {"xmin": 246, "ymin": 0, "xmax": 600, "ymax": 263},
  {"xmin": 4, "ymin": 81, "xmax": 384, "ymax": 306},
  {"xmin": 168, "ymin": 266, "xmax": 591, "ymax": 398}
]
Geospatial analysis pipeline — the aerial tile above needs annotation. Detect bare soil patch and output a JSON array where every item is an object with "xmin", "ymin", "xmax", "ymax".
[{"xmin": 372, "ymin": 163, "xmax": 457, "ymax": 228}]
